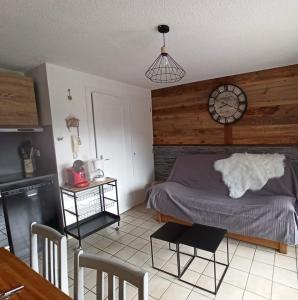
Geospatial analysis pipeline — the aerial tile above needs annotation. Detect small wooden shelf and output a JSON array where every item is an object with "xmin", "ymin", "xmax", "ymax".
[{"xmin": 61, "ymin": 177, "xmax": 116, "ymax": 193}]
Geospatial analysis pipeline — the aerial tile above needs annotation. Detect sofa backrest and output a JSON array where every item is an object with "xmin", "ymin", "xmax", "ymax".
[
  {"xmin": 167, "ymin": 153, "xmax": 298, "ymax": 198},
  {"xmin": 167, "ymin": 153, "xmax": 229, "ymax": 193},
  {"xmin": 260, "ymin": 159, "xmax": 298, "ymax": 198}
]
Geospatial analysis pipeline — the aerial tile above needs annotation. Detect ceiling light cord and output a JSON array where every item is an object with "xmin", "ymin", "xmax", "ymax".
[{"xmin": 161, "ymin": 33, "xmax": 166, "ymax": 54}]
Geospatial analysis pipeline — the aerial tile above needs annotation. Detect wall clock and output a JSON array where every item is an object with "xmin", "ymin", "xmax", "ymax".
[{"xmin": 208, "ymin": 84, "xmax": 247, "ymax": 124}]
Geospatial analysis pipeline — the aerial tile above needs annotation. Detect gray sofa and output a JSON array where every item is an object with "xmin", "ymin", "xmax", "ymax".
[{"xmin": 147, "ymin": 153, "xmax": 298, "ymax": 245}]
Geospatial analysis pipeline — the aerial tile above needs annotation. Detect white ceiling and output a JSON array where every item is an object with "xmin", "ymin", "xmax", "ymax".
[{"xmin": 1, "ymin": 0, "xmax": 298, "ymax": 89}]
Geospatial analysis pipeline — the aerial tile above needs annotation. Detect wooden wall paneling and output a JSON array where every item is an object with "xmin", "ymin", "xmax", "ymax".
[
  {"xmin": 224, "ymin": 125, "xmax": 233, "ymax": 144},
  {"xmin": 0, "ymin": 73, "xmax": 38, "ymax": 126},
  {"xmin": 233, "ymin": 124, "xmax": 298, "ymax": 145},
  {"xmin": 152, "ymin": 87, "xmax": 225, "ymax": 145},
  {"xmin": 152, "ymin": 64, "xmax": 298, "ymax": 145}
]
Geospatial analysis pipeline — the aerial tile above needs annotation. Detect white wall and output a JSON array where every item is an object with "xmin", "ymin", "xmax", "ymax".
[
  {"xmin": 43, "ymin": 63, "xmax": 153, "ymax": 187},
  {"xmin": 27, "ymin": 63, "xmax": 154, "ymax": 212}
]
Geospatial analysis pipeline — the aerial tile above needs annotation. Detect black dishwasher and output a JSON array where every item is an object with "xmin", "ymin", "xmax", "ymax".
[{"xmin": 0, "ymin": 174, "xmax": 62, "ymax": 261}]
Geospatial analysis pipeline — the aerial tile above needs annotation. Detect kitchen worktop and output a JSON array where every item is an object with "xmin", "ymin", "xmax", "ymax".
[{"xmin": 0, "ymin": 172, "xmax": 56, "ymax": 189}]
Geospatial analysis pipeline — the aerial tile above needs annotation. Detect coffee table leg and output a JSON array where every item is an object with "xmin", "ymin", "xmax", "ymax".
[
  {"xmin": 176, "ymin": 243, "xmax": 181, "ymax": 278},
  {"xmin": 150, "ymin": 237, "xmax": 154, "ymax": 268},
  {"xmin": 214, "ymin": 253, "xmax": 217, "ymax": 294}
]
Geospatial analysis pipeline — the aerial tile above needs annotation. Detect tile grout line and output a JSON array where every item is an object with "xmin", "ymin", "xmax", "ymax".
[
  {"xmin": 270, "ymin": 248, "xmax": 276, "ymax": 300},
  {"xmin": 241, "ymin": 242, "xmax": 256, "ymax": 300}
]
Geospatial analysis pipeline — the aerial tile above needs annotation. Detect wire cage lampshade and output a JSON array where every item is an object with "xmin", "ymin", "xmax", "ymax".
[{"xmin": 145, "ymin": 25, "xmax": 186, "ymax": 83}]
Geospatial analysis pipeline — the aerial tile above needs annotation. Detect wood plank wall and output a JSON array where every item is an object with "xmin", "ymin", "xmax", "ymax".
[{"xmin": 152, "ymin": 64, "xmax": 298, "ymax": 145}]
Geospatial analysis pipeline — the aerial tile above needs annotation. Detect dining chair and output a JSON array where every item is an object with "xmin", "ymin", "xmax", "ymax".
[
  {"xmin": 30, "ymin": 222, "xmax": 69, "ymax": 294},
  {"xmin": 74, "ymin": 249, "xmax": 149, "ymax": 300}
]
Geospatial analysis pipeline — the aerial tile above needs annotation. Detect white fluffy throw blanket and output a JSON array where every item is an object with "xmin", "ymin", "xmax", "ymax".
[{"xmin": 214, "ymin": 153, "xmax": 285, "ymax": 198}]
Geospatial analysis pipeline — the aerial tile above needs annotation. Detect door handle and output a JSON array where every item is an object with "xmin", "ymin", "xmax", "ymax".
[{"xmin": 99, "ymin": 155, "xmax": 110, "ymax": 161}]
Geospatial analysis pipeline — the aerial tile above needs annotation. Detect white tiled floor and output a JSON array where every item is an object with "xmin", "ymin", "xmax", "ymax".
[{"xmin": 67, "ymin": 203, "xmax": 298, "ymax": 300}]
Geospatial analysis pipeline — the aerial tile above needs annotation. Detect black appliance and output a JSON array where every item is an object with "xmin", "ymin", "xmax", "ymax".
[
  {"xmin": 0, "ymin": 174, "xmax": 62, "ymax": 261},
  {"xmin": 0, "ymin": 200, "xmax": 8, "ymax": 248}
]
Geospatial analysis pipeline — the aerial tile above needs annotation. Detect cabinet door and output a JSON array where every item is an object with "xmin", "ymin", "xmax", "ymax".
[{"xmin": 0, "ymin": 74, "xmax": 38, "ymax": 126}]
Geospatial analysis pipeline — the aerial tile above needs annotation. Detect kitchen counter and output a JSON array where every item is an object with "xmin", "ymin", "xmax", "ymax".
[{"xmin": 0, "ymin": 172, "xmax": 56, "ymax": 189}]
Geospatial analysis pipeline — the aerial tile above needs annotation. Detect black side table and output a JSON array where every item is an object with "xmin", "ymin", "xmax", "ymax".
[
  {"xmin": 150, "ymin": 222, "xmax": 189, "ymax": 277},
  {"xmin": 177, "ymin": 223, "xmax": 229, "ymax": 295},
  {"xmin": 150, "ymin": 222, "xmax": 229, "ymax": 295}
]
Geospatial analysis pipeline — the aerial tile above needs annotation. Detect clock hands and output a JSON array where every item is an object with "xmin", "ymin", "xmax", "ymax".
[
  {"xmin": 218, "ymin": 101, "xmax": 238, "ymax": 109},
  {"xmin": 218, "ymin": 103, "xmax": 228, "ymax": 109},
  {"xmin": 225, "ymin": 102, "xmax": 238, "ymax": 109}
]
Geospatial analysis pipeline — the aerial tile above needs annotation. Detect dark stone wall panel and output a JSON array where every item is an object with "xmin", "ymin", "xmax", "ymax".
[{"xmin": 154, "ymin": 145, "xmax": 298, "ymax": 181}]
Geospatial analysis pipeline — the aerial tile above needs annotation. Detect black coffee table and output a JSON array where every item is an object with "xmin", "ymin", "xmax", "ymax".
[
  {"xmin": 150, "ymin": 222, "xmax": 189, "ymax": 277},
  {"xmin": 150, "ymin": 222, "xmax": 229, "ymax": 295}
]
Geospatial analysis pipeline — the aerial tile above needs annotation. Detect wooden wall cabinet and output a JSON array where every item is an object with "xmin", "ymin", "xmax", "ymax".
[{"xmin": 0, "ymin": 73, "xmax": 38, "ymax": 126}]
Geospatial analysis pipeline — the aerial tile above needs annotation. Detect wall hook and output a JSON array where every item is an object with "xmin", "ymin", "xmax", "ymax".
[{"xmin": 67, "ymin": 88, "xmax": 72, "ymax": 101}]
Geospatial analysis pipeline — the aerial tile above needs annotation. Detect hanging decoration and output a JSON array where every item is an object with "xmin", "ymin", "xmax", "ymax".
[
  {"xmin": 65, "ymin": 115, "xmax": 81, "ymax": 158},
  {"xmin": 145, "ymin": 24, "xmax": 186, "ymax": 83}
]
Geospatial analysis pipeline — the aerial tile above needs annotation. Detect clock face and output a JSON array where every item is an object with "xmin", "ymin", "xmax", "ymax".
[{"xmin": 208, "ymin": 84, "xmax": 247, "ymax": 124}]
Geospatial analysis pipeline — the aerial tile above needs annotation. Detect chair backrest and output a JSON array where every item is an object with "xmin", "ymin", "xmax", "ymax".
[
  {"xmin": 30, "ymin": 222, "xmax": 68, "ymax": 294},
  {"xmin": 74, "ymin": 249, "xmax": 148, "ymax": 300}
]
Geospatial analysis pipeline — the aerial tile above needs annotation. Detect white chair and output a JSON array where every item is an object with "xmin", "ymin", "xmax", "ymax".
[
  {"xmin": 30, "ymin": 222, "xmax": 69, "ymax": 294},
  {"xmin": 74, "ymin": 249, "xmax": 148, "ymax": 300},
  {"xmin": 295, "ymin": 245, "xmax": 298, "ymax": 280}
]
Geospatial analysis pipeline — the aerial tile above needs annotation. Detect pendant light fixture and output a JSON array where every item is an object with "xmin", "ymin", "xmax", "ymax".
[{"xmin": 145, "ymin": 25, "xmax": 186, "ymax": 83}]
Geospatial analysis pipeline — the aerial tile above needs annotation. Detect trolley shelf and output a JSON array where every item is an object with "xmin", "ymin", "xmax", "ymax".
[{"xmin": 65, "ymin": 211, "xmax": 120, "ymax": 240}]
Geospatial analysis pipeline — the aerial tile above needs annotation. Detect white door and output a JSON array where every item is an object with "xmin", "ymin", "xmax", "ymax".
[
  {"xmin": 130, "ymin": 100, "xmax": 154, "ymax": 204},
  {"xmin": 91, "ymin": 92, "xmax": 134, "ymax": 212}
]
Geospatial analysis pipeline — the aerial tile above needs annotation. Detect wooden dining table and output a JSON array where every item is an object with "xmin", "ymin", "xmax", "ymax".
[{"xmin": 0, "ymin": 248, "xmax": 72, "ymax": 300}]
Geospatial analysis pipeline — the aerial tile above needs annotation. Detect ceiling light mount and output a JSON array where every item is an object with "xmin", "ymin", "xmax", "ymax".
[
  {"xmin": 145, "ymin": 24, "xmax": 186, "ymax": 83},
  {"xmin": 158, "ymin": 24, "xmax": 169, "ymax": 34}
]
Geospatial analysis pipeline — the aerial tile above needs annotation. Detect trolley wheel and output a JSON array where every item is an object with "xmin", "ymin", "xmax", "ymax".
[{"xmin": 115, "ymin": 227, "xmax": 119, "ymax": 231}]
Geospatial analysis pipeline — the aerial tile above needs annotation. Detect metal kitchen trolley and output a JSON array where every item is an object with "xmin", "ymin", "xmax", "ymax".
[{"xmin": 60, "ymin": 177, "xmax": 120, "ymax": 246}]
